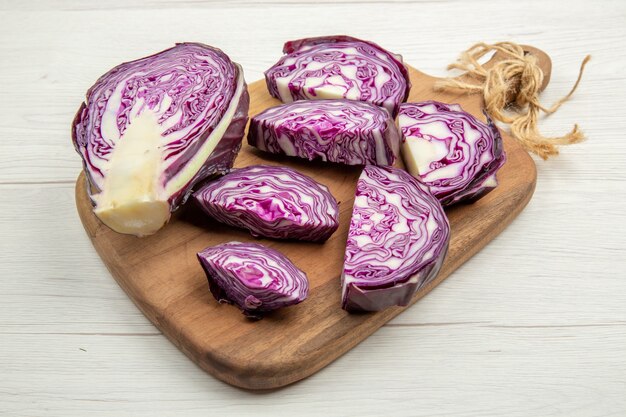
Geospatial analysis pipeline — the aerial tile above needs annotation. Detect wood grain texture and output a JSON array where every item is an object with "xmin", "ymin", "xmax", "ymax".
[
  {"xmin": 2, "ymin": 0, "xmax": 626, "ymax": 415},
  {"xmin": 75, "ymin": 53, "xmax": 539, "ymax": 388}
]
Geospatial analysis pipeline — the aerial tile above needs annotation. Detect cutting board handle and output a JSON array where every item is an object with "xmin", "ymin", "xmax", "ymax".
[
  {"xmin": 446, "ymin": 44, "xmax": 552, "ymax": 97},
  {"xmin": 520, "ymin": 45, "xmax": 552, "ymax": 92}
]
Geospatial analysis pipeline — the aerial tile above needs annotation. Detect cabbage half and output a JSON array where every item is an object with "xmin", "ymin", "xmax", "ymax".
[
  {"xmin": 265, "ymin": 35, "xmax": 410, "ymax": 116},
  {"xmin": 197, "ymin": 241, "xmax": 309, "ymax": 319},
  {"xmin": 342, "ymin": 165, "xmax": 450, "ymax": 312},
  {"xmin": 193, "ymin": 165, "xmax": 339, "ymax": 242},
  {"xmin": 398, "ymin": 101, "xmax": 505, "ymax": 206},
  {"xmin": 248, "ymin": 99, "xmax": 400, "ymax": 166},
  {"xmin": 72, "ymin": 43, "xmax": 249, "ymax": 236}
]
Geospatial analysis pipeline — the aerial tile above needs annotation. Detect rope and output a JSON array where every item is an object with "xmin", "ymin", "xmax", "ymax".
[{"xmin": 434, "ymin": 42, "xmax": 591, "ymax": 159}]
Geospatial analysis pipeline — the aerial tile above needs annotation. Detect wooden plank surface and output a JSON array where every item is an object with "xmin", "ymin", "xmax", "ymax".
[{"xmin": 1, "ymin": 0, "xmax": 625, "ymax": 414}]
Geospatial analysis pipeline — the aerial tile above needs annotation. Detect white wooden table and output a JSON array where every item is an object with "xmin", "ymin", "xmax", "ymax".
[{"xmin": 1, "ymin": 0, "xmax": 625, "ymax": 415}]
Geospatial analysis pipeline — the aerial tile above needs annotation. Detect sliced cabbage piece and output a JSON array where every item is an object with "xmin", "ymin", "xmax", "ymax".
[
  {"xmin": 265, "ymin": 35, "xmax": 410, "ymax": 116},
  {"xmin": 193, "ymin": 165, "xmax": 339, "ymax": 242},
  {"xmin": 72, "ymin": 42, "xmax": 250, "ymax": 236},
  {"xmin": 398, "ymin": 101, "xmax": 505, "ymax": 206},
  {"xmin": 197, "ymin": 242, "xmax": 309, "ymax": 319},
  {"xmin": 248, "ymin": 99, "xmax": 400, "ymax": 166},
  {"xmin": 342, "ymin": 165, "xmax": 450, "ymax": 312}
]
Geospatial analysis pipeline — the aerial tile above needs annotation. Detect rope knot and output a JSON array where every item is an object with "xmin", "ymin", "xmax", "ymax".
[{"xmin": 434, "ymin": 42, "xmax": 590, "ymax": 160}]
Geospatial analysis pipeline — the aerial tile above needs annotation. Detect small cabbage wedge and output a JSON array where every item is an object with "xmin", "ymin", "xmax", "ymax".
[
  {"xmin": 265, "ymin": 35, "xmax": 410, "ymax": 116},
  {"xmin": 248, "ymin": 99, "xmax": 400, "ymax": 166},
  {"xmin": 342, "ymin": 165, "xmax": 450, "ymax": 312},
  {"xmin": 197, "ymin": 242, "xmax": 309, "ymax": 319},
  {"xmin": 194, "ymin": 165, "xmax": 339, "ymax": 242},
  {"xmin": 72, "ymin": 43, "xmax": 250, "ymax": 236},
  {"xmin": 398, "ymin": 101, "xmax": 505, "ymax": 206}
]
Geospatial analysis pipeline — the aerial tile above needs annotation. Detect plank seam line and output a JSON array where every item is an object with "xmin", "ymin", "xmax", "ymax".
[
  {"xmin": 0, "ymin": 180, "xmax": 75, "ymax": 186},
  {"xmin": 0, "ymin": 332, "xmax": 162, "ymax": 336},
  {"xmin": 385, "ymin": 321, "xmax": 490, "ymax": 327}
]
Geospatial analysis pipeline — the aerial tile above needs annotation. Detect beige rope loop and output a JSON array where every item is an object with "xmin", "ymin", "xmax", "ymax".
[{"xmin": 434, "ymin": 42, "xmax": 591, "ymax": 160}]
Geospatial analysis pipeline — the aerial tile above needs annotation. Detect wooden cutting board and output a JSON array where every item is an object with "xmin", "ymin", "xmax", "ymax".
[{"xmin": 76, "ymin": 46, "xmax": 548, "ymax": 390}]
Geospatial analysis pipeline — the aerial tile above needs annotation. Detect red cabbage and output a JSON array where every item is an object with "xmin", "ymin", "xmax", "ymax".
[
  {"xmin": 72, "ymin": 42, "xmax": 249, "ymax": 236},
  {"xmin": 193, "ymin": 165, "xmax": 339, "ymax": 242},
  {"xmin": 342, "ymin": 165, "xmax": 450, "ymax": 312},
  {"xmin": 197, "ymin": 242, "xmax": 309, "ymax": 319},
  {"xmin": 265, "ymin": 35, "xmax": 411, "ymax": 116},
  {"xmin": 248, "ymin": 99, "xmax": 400, "ymax": 166},
  {"xmin": 398, "ymin": 101, "xmax": 505, "ymax": 206}
]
